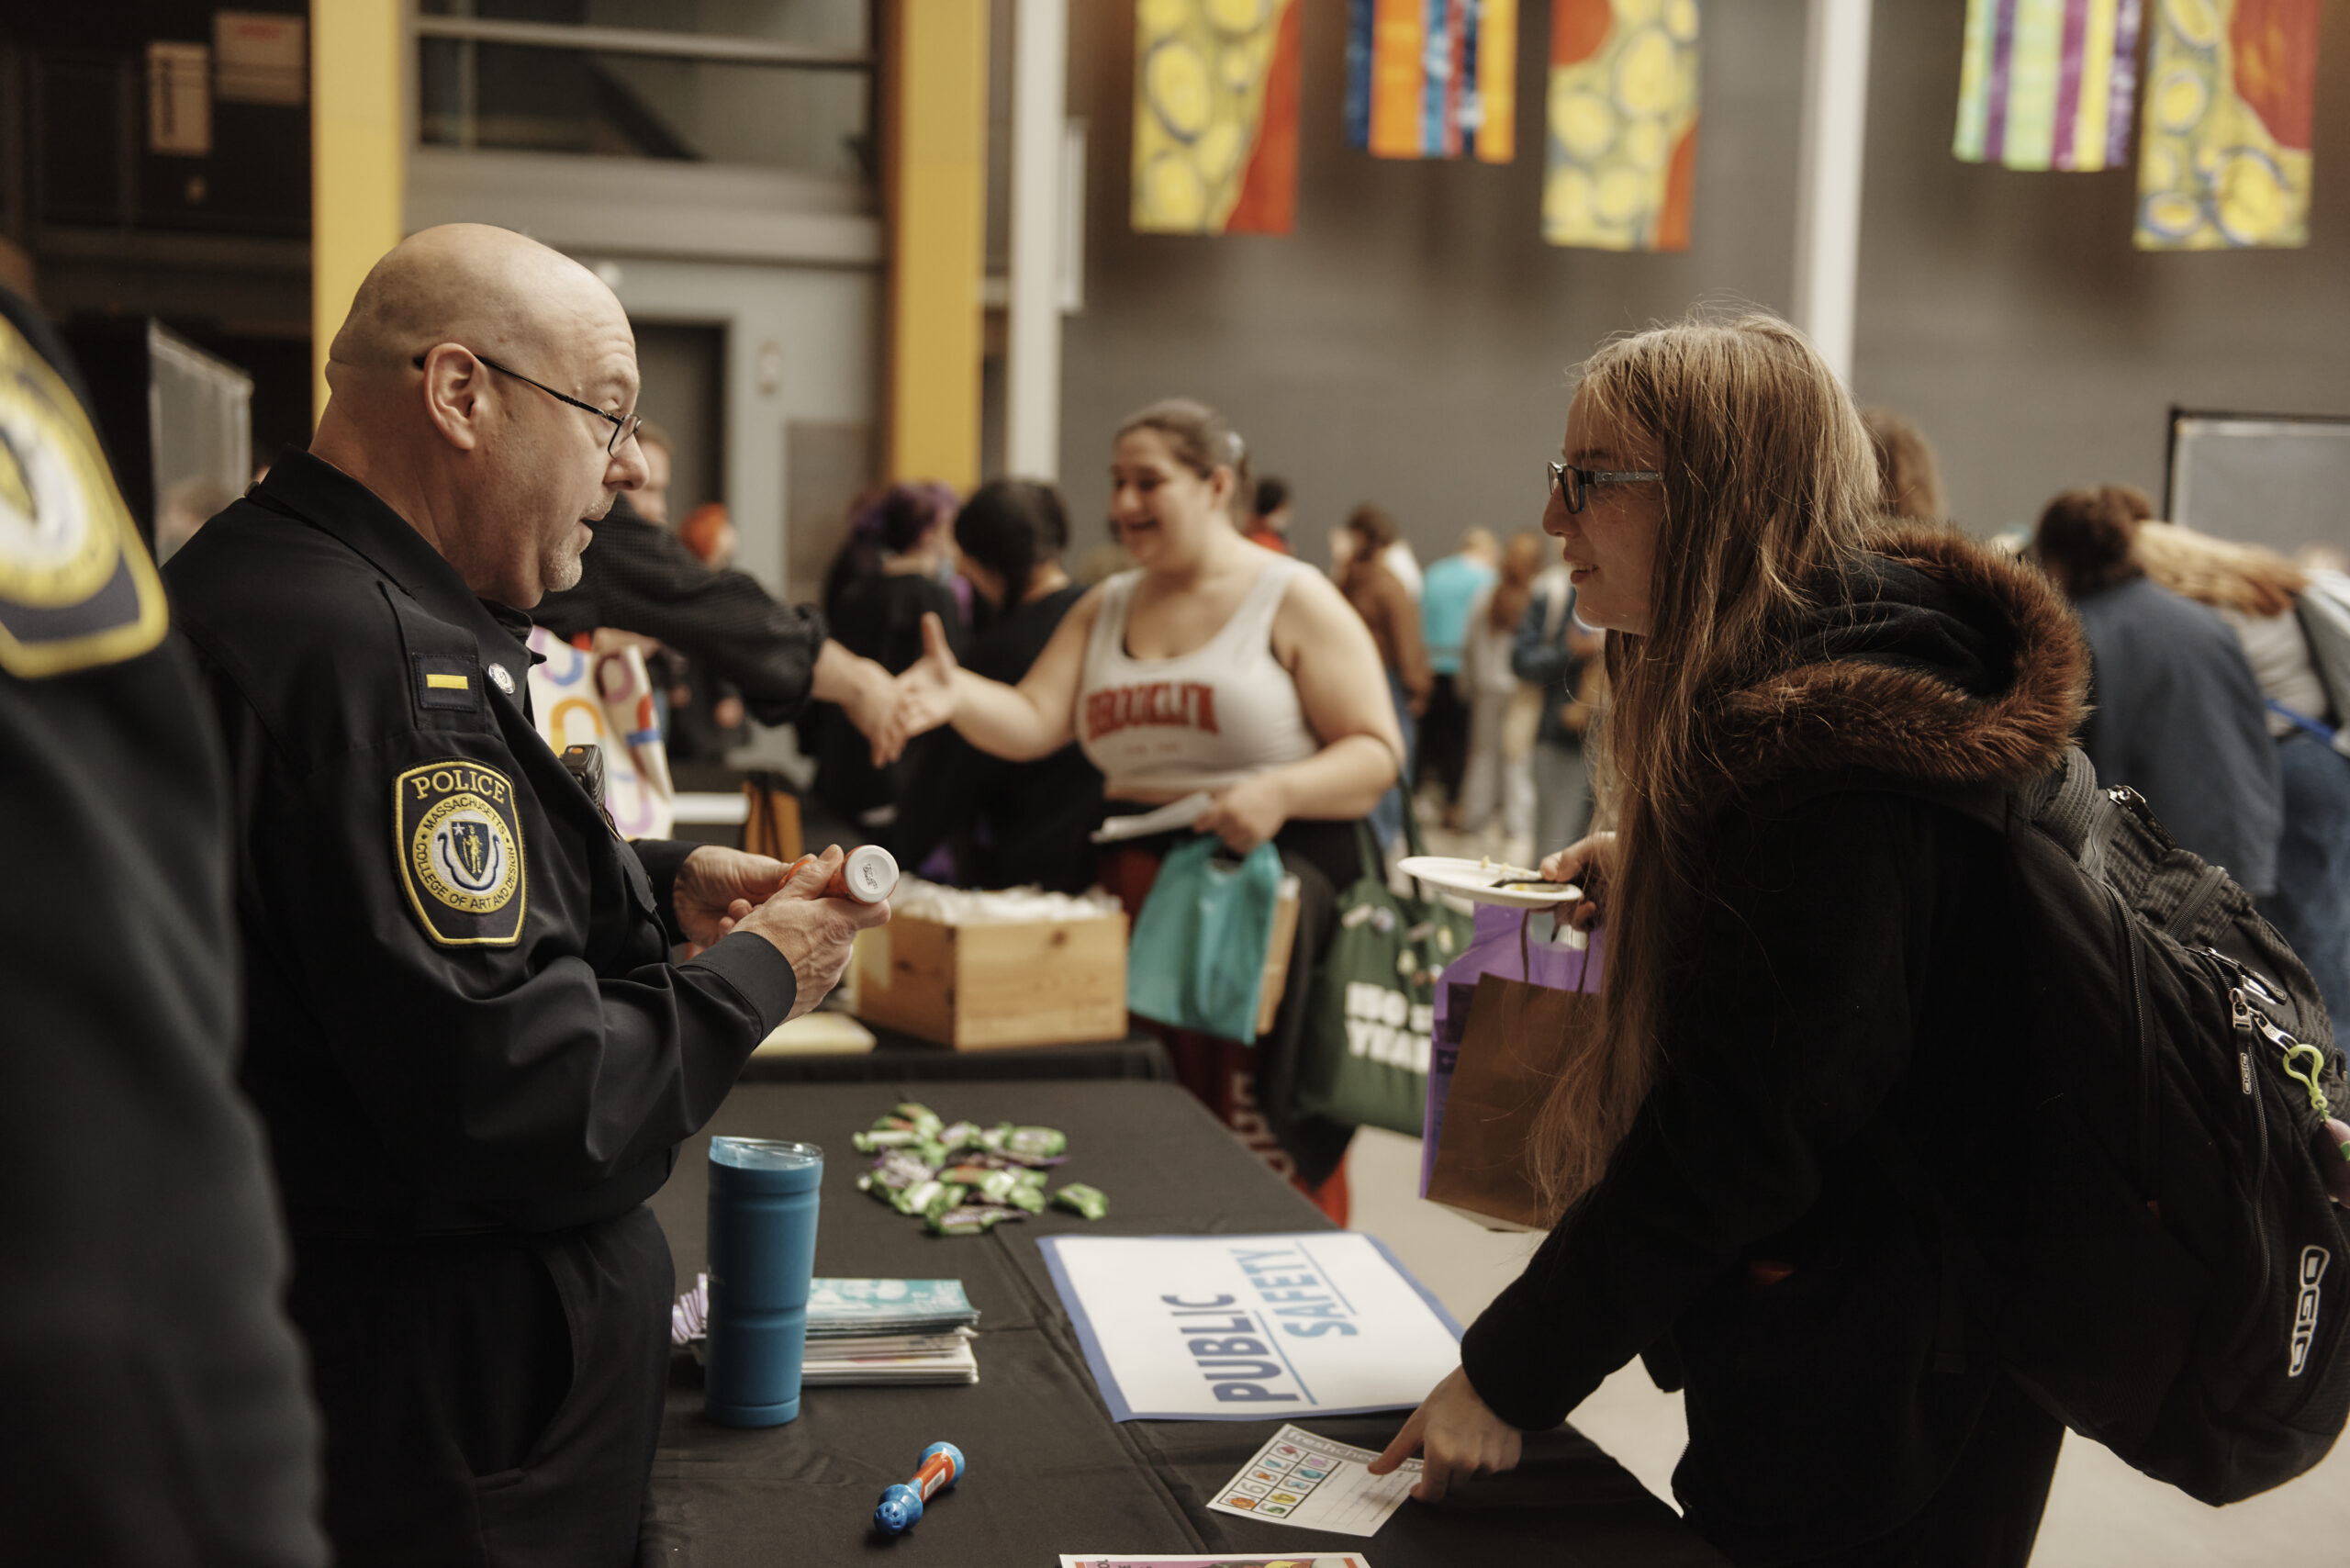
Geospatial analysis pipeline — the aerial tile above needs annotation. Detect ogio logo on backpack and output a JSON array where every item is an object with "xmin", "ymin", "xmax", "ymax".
[{"xmin": 2290, "ymin": 1247, "xmax": 2330, "ymax": 1378}]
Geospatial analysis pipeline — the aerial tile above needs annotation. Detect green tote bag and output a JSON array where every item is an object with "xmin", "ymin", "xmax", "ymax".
[{"xmin": 1295, "ymin": 816, "xmax": 1472, "ymax": 1135}]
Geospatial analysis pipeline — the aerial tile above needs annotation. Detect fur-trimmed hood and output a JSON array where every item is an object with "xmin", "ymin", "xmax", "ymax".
[{"xmin": 1696, "ymin": 522, "xmax": 2088, "ymax": 809}]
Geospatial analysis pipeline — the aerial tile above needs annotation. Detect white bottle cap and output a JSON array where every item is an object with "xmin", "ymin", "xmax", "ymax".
[{"xmin": 842, "ymin": 844, "xmax": 899, "ymax": 903}]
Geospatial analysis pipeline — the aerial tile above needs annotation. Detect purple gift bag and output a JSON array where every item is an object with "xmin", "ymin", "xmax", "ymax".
[{"xmin": 1418, "ymin": 904, "xmax": 1605, "ymax": 1199}]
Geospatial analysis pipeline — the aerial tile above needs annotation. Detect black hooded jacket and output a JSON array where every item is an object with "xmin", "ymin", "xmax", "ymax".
[{"xmin": 1458, "ymin": 526, "xmax": 2089, "ymax": 1562}]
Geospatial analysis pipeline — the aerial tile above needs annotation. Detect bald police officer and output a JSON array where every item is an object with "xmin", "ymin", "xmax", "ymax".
[{"xmin": 165, "ymin": 224, "xmax": 886, "ymax": 1566}]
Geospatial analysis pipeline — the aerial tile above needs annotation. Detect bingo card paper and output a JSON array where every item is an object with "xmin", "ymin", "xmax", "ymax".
[
  {"xmin": 1036, "ymin": 1232, "xmax": 1460, "ymax": 1421},
  {"xmin": 1207, "ymin": 1424, "xmax": 1420, "ymax": 1536}
]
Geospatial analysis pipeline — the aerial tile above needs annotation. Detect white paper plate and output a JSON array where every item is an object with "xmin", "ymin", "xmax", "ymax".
[{"xmin": 1396, "ymin": 856, "xmax": 1583, "ymax": 909}]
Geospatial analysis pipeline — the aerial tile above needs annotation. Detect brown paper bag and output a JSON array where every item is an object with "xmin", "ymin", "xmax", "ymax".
[
  {"xmin": 1252, "ymin": 877, "xmax": 1302, "ymax": 1039},
  {"xmin": 1427, "ymin": 971, "xmax": 1598, "ymax": 1232}
]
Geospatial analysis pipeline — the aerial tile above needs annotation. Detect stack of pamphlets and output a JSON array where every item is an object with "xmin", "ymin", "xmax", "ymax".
[{"xmin": 672, "ymin": 1276, "xmax": 981, "ymax": 1386}]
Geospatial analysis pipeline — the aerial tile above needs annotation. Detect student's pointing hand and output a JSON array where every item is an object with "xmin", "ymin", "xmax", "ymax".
[{"xmin": 1369, "ymin": 1366, "xmax": 1523, "ymax": 1504}]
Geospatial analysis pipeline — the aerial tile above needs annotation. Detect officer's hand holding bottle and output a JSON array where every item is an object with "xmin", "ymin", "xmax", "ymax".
[{"xmin": 707, "ymin": 846, "xmax": 890, "ymax": 1021}]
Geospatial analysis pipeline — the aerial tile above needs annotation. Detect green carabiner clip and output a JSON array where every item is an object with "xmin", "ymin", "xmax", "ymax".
[{"xmin": 2281, "ymin": 1041, "xmax": 2331, "ymax": 1118}]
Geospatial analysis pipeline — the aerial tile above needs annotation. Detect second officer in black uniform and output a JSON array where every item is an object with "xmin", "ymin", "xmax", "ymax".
[{"xmin": 166, "ymin": 223, "xmax": 886, "ymax": 1566}]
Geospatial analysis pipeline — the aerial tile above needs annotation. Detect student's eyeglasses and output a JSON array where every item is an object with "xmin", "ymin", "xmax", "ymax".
[
  {"xmin": 1550, "ymin": 460, "xmax": 1662, "ymax": 514},
  {"xmin": 411, "ymin": 350, "xmax": 643, "ymax": 455}
]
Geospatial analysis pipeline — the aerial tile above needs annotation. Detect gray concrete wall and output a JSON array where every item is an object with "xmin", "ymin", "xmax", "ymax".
[
  {"xmin": 1857, "ymin": 0, "xmax": 2350, "ymax": 535},
  {"xmin": 1058, "ymin": 0, "xmax": 2350, "ymax": 562}
]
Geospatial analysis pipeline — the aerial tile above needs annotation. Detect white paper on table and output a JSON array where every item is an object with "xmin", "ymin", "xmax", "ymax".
[
  {"xmin": 1206, "ymin": 1424, "xmax": 1419, "ymax": 1536},
  {"xmin": 1089, "ymin": 791, "xmax": 1214, "ymax": 843},
  {"xmin": 1036, "ymin": 1232, "xmax": 1460, "ymax": 1421}
]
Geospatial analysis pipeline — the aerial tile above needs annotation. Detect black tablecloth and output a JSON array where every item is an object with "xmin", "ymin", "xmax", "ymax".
[
  {"xmin": 739, "ymin": 1027, "xmax": 1174, "ymax": 1084},
  {"xmin": 642, "ymin": 1081, "xmax": 1724, "ymax": 1567}
]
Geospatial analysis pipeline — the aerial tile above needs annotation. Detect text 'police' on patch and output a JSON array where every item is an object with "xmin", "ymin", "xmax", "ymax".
[{"xmin": 394, "ymin": 758, "xmax": 527, "ymax": 946}]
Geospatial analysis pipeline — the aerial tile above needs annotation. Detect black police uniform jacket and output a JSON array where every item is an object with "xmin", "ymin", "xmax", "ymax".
[
  {"xmin": 170, "ymin": 452, "xmax": 811, "ymax": 1561},
  {"xmin": 1456, "ymin": 525, "xmax": 2092, "ymax": 1564},
  {"xmin": 0, "ymin": 291, "xmax": 323, "ymax": 1563},
  {"xmin": 169, "ymin": 450, "xmax": 800, "ymax": 1235}
]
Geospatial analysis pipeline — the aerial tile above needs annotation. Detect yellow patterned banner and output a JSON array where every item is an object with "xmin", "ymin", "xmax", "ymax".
[
  {"xmin": 1132, "ymin": 0, "xmax": 1304, "ymax": 235},
  {"xmin": 1543, "ymin": 0, "xmax": 1701, "ymax": 251},
  {"xmin": 2135, "ymin": 0, "xmax": 2319, "ymax": 249}
]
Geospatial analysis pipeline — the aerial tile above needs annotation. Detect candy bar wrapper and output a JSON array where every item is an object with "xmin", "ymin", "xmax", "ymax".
[
  {"xmin": 922, "ymin": 1182, "xmax": 971, "ymax": 1222},
  {"xmin": 868, "ymin": 1150, "xmax": 931, "ymax": 1190},
  {"xmin": 941, "ymin": 1164, "xmax": 996, "ymax": 1186},
  {"xmin": 1005, "ymin": 1126, "xmax": 1068, "ymax": 1159},
  {"xmin": 891, "ymin": 1102, "xmax": 945, "ymax": 1137},
  {"xmin": 1005, "ymin": 1183, "xmax": 1047, "ymax": 1215},
  {"xmin": 936, "ymin": 1120, "xmax": 984, "ymax": 1152},
  {"xmin": 974, "ymin": 1169, "xmax": 1023, "ymax": 1203},
  {"xmin": 852, "ymin": 1128, "xmax": 923, "ymax": 1152},
  {"xmin": 927, "ymin": 1204, "xmax": 1012, "ymax": 1237},
  {"xmin": 1052, "ymin": 1182, "xmax": 1109, "ymax": 1220},
  {"xmin": 893, "ymin": 1178, "xmax": 951, "ymax": 1216}
]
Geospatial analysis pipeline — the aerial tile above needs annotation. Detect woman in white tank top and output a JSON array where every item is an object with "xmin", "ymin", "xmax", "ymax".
[
  {"xmin": 889, "ymin": 404, "xmax": 1401, "ymax": 855},
  {"xmin": 886, "ymin": 399, "xmax": 1403, "ymax": 1226}
]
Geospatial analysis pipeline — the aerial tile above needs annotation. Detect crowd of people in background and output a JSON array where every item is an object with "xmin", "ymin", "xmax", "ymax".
[{"xmin": 592, "ymin": 381, "xmax": 2350, "ymax": 1036}]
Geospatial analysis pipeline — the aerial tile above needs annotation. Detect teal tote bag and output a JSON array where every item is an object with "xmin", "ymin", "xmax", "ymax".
[{"xmin": 1125, "ymin": 834, "xmax": 1285, "ymax": 1044}]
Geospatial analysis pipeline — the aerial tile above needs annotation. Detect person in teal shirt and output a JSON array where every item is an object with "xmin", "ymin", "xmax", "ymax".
[{"xmin": 1417, "ymin": 529, "xmax": 1499, "ymax": 813}]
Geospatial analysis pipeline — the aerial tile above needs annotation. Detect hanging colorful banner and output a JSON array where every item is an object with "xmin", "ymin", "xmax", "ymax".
[
  {"xmin": 1953, "ymin": 0, "xmax": 2145, "ymax": 171},
  {"xmin": 2135, "ymin": 0, "xmax": 2320, "ymax": 249},
  {"xmin": 1542, "ymin": 0, "xmax": 1700, "ymax": 251},
  {"xmin": 1132, "ymin": 0, "xmax": 1305, "ymax": 235},
  {"xmin": 1343, "ymin": 0, "xmax": 1519, "ymax": 162}
]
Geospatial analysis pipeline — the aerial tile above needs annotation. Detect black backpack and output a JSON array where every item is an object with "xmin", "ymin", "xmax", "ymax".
[{"xmin": 1906, "ymin": 745, "xmax": 2350, "ymax": 1504}]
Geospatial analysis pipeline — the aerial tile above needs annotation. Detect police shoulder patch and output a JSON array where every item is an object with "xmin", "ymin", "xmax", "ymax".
[
  {"xmin": 0, "ymin": 316, "xmax": 168, "ymax": 678},
  {"xmin": 394, "ymin": 758, "xmax": 527, "ymax": 947}
]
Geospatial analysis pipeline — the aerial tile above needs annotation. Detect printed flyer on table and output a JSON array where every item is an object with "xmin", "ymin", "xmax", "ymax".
[{"xmin": 1037, "ymin": 1232, "xmax": 1460, "ymax": 1421}]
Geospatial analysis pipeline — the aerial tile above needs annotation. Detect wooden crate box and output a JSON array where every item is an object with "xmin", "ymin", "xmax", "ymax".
[{"xmin": 850, "ymin": 911, "xmax": 1128, "ymax": 1049}]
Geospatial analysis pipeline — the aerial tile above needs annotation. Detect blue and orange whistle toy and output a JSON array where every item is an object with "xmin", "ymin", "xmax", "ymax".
[{"xmin": 873, "ymin": 1441, "xmax": 964, "ymax": 1534}]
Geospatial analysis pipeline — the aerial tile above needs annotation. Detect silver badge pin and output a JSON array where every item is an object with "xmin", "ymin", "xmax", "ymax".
[{"xmin": 487, "ymin": 663, "xmax": 515, "ymax": 695}]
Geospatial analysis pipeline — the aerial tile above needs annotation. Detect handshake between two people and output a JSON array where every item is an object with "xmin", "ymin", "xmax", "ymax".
[
  {"xmin": 673, "ymin": 844, "xmax": 890, "ymax": 1023},
  {"xmin": 825, "ymin": 623, "xmax": 960, "ymax": 771}
]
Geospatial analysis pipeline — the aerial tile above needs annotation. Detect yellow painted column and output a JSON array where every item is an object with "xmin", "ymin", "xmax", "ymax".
[
  {"xmin": 882, "ymin": 0, "xmax": 989, "ymax": 488},
  {"xmin": 311, "ymin": 0, "xmax": 408, "ymax": 424}
]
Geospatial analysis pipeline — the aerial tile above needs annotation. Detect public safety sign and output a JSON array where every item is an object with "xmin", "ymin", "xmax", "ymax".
[{"xmin": 1038, "ymin": 1232, "xmax": 1462, "ymax": 1422}]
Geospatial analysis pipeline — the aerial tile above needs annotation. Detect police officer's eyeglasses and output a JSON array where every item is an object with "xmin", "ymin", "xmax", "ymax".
[
  {"xmin": 1550, "ymin": 460, "xmax": 1662, "ymax": 514},
  {"xmin": 411, "ymin": 350, "xmax": 643, "ymax": 455}
]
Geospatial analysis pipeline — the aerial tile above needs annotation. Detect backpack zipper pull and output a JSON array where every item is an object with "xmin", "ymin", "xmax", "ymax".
[{"xmin": 2233, "ymin": 988, "xmax": 2256, "ymax": 1096}]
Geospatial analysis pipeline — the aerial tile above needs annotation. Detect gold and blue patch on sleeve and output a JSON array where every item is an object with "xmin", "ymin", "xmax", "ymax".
[
  {"xmin": 413, "ymin": 654, "xmax": 481, "ymax": 712},
  {"xmin": 0, "ymin": 317, "xmax": 168, "ymax": 678},
  {"xmin": 394, "ymin": 758, "xmax": 527, "ymax": 946}
]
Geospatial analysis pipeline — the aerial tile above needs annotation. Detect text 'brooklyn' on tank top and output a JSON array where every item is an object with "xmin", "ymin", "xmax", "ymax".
[{"xmin": 1077, "ymin": 556, "xmax": 1318, "ymax": 799}]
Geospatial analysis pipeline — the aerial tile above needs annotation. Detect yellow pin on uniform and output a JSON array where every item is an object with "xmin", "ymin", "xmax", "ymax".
[
  {"xmin": 395, "ymin": 758, "xmax": 528, "ymax": 946},
  {"xmin": 0, "ymin": 316, "xmax": 169, "ymax": 678}
]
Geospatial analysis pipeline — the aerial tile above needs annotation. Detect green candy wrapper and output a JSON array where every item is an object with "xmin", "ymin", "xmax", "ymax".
[
  {"xmin": 892, "ymin": 1178, "xmax": 946, "ymax": 1216},
  {"xmin": 927, "ymin": 1204, "xmax": 1013, "ymax": 1237},
  {"xmin": 1052, "ymin": 1182, "xmax": 1108, "ymax": 1220},
  {"xmin": 1005, "ymin": 1126, "xmax": 1067, "ymax": 1159},
  {"xmin": 972, "ymin": 1169, "xmax": 1023, "ymax": 1203}
]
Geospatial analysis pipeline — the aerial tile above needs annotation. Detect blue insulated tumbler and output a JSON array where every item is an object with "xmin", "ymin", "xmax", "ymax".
[{"xmin": 704, "ymin": 1137, "xmax": 823, "ymax": 1427}]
